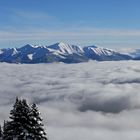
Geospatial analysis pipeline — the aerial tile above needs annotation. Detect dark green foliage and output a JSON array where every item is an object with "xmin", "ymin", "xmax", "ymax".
[
  {"xmin": 3, "ymin": 98, "xmax": 31, "ymax": 139},
  {"xmin": 28, "ymin": 103, "xmax": 47, "ymax": 140},
  {"xmin": 0, "ymin": 125, "xmax": 2, "ymax": 139},
  {"xmin": 3, "ymin": 120, "xmax": 16, "ymax": 140},
  {"xmin": 3, "ymin": 97, "xmax": 47, "ymax": 140}
]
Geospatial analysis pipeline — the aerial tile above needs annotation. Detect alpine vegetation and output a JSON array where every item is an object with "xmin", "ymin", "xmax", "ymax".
[{"xmin": 1, "ymin": 98, "xmax": 47, "ymax": 140}]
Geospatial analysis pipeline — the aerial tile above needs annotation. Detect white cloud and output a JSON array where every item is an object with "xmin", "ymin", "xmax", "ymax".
[
  {"xmin": 0, "ymin": 61, "xmax": 140, "ymax": 139},
  {"xmin": 1, "ymin": 28, "xmax": 140, "ymax": 41},
  {"xmin": 1, "ymin": 27, "xmax": 140, "ymax": 48}
]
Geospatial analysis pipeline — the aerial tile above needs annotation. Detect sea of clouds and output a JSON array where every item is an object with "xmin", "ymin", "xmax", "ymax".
[{"xmin": 0, "ymin": 61, "xmax": 140, "ymax": 140}]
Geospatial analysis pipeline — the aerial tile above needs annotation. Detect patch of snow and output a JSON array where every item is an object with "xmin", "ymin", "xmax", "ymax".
[
  {"xmin": 0, "ymin": 50, "xmax": 3, "ymax": 55},
  {"xmin": 12, "ymin": 48, "xmax": 18, "ymax": 56},
  {"xmin": 89, "ymin": 47, "xmax": 113, "ymax": 56},
  {"xmin": 53, "ymin": 52, "xmax": 66, "ymax": 59},
  {"xmin": 27, "ymin": 54, "xmax": 33, "ymax": 60}
]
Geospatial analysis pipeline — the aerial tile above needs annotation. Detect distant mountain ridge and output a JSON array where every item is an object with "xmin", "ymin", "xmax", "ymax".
[{"xmin": 0, "ymin": 42, "xmax": 136, "ymax": 63}]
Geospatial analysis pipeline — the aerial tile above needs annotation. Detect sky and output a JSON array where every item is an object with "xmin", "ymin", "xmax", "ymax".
[{"xmin": 0, "ymin": 0, "xmax": 140, "ymax": 48}]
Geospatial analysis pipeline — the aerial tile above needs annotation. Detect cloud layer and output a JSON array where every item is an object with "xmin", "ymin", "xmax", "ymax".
[
  {"xmin": 1, "ymin": 28, "xmax": 140, "ymax": 49},
  {"xmin": 0, "ymin": 61, "xmax": 140, "ymax": 139}
]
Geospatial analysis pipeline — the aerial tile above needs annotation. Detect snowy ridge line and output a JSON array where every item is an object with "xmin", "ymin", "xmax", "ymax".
[{"xmin": 0, "ymin": 42, "xmax": 136, "ymax": 63}]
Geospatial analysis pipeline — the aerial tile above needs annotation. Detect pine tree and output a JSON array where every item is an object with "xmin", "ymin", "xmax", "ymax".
[
  {"xmin": 0, "ymin": 125, "xmax": 2, "ymax": 140},
  {"xmin": 28, "ymin": 103, "xmax": 47, "ymax": 140},
  {"xmin": 3, "ymin": 98, "xmax": 31, "ymax": 139},
  {"xmin": 3, "ymin": 120, "xmax": 14, "ymax": 140},
  {"xmin": 3, "ymin": 98, "xmax": 48, "ymax": 140}
]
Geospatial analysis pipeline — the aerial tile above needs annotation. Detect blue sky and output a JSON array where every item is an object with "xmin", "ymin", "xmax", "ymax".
[{"xmin": 0, "ymin": 0, "xmax": 140, "ymax": 48}]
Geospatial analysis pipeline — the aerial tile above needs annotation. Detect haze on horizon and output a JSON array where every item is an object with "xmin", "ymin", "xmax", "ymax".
[{"xmin": 0, "ymin": 0, "xmax": 140, "ymax": 49}]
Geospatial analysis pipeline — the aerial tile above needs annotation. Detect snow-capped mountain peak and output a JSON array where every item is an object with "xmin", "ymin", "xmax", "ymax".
[
  {"xmin": 47, "ymin": 42, "xmax": 83, "ymax": 54},
  {"xmin": 0, "ymin": 42, "xmax": 133, "ymax": 63}
]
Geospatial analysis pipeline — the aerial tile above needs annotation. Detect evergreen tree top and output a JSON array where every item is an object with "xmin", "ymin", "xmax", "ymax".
[{"xmin": 3, "ymin": 97, "xmax": 48, "ymax": 140}]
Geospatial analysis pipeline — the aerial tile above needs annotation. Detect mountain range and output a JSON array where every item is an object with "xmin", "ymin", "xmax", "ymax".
[{"xmin": 0, "ymin": 42, "xmax": 139, "ymax": 63}]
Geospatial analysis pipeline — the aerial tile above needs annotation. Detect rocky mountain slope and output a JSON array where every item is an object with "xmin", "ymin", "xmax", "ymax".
[{"xmin": 0, "ymin": 42, "xmax": 132, "ymax": 63}]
